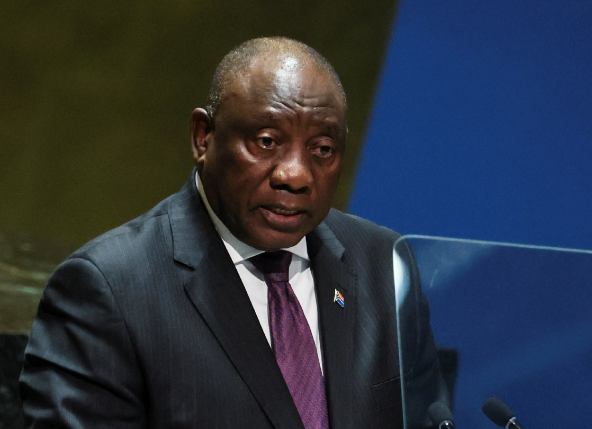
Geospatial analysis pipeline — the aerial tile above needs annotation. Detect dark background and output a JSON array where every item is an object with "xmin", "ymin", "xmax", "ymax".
[{"xmin": 1, "ymin": 0, "xmax": 397, "ymax": 247}]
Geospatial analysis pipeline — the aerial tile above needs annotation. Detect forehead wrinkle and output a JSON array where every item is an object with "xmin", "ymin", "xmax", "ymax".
[
  {"xmin": 264, "ymin": 83, "xmax": 344, "ymax": 121},
  {"xmin": 267, "ymin": 101, "xmax": 345, "ymax": 142},
  {"xmin": 267, "ymin": 98, "xmax": 342, "ymax": 123},
  {"xmin": 219, "ymin": 55, "xmax": 346, "ymax": 138}
]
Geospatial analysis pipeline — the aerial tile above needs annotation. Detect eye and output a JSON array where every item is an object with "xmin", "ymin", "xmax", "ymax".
[
  {"xmin": 257, "ymin": 136, "xmax": 275, "ymax": 149},
  {"xmin": 310, "ymin": 142, "xmax": 335, "ymax": 158},
  {"xmin": 318, "ymin": 145, "xmax": 333, "ymax": 157}
]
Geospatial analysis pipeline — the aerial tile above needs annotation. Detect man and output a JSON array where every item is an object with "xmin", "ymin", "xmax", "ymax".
[{"xmin": 20, "ymin": 37, "xmax": 444, "ymax": 428}]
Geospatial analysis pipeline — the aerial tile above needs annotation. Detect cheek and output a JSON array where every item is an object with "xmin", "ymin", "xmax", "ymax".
[
  {"xmin": 211, "ymin": 143, "xmax": 262, "ymax": 187},
  {"xmin": 219, "ymin": 165, "xmax": 272, "ymax": 212},
  {"xmin": 315, "ymin": 167, "xmax": 341, "ymax": 198},
  {"xmin": 231, "ymin": 165, "xmax": 268, "ymax": 190}
]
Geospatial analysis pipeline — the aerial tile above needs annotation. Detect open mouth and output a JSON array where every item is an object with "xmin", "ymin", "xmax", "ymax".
[
  {"xmin": 268, "ymin": 206, "xmax": 301, "ymax": 216},
  {"xmin": 259, "ymin": 206, "xmax": 307, "ymax": 230}
]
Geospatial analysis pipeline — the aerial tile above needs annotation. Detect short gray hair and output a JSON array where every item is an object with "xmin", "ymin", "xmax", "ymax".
[{"xmin": 206, "ymin": 37, "xmax": 346, "ymax": 119}]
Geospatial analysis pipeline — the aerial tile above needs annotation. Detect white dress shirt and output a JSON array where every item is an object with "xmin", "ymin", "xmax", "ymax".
[{"xmin": 195, "ymin": 173, "xmax": 324, "ymax": 370}]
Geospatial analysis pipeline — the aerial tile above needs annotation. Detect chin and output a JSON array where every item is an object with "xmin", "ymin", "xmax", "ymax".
[{"xmin": 249, "ymin": 232, "xmax": 304, "ymax": 252}]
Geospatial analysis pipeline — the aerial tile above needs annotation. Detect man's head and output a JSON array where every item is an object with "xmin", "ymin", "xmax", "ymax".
[{"xmin": 191, "ymin": 37, "xmax": 347, "ymax": 251}]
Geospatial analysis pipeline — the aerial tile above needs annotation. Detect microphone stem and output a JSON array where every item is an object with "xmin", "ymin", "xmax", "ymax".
[{"xmin": 506, "ymin": 417, "xmax": 524, "ymax": 429}]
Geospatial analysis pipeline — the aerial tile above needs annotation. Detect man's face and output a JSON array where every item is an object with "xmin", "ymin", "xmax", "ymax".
[{"xmin": 192, "ymin": 55, "xmax": 347, "ymax": 251}]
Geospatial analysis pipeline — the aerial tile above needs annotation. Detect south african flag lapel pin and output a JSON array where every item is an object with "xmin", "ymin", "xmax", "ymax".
[{"xmin": 333, "ymin": 289, "xmax": 345, "ymax": 307}]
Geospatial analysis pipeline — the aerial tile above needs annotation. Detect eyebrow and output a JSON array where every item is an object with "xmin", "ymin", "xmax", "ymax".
[
  {"xmin": 251, "ymin": 111, "xmax": 283, "ymax": 123},
  {"xmin": 236, "ymin": 106, "xmax": 346, "ymax": 139},
  {"xmin": 252, "ymin": 108, "xmax": 343, "ymax": 124}
]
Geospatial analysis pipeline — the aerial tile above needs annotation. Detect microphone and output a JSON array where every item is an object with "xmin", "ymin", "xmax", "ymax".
[
  {"xmin": 482, "ymin": 397, "xmax": 525, "ymax": 429},
  {"xmin": 428, "ymin": 402, "xmax": 455, "ymax": 429}
]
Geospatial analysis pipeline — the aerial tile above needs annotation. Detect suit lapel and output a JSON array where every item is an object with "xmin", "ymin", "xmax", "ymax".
[
  {"xmin": 184, "ymin": 244, "xmax": 305, "ymax": 429},
  {"xmin": 308, "ymin": 223, "xmax": 358, "ymax": 429},
  {"xmin": 169, "ymin": 174, "xmax": 304, "ymax": 429}
]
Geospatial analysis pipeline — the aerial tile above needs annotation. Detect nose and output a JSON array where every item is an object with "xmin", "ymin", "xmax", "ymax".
[{"xmin": 270, "ymin": 146, "xmax": 313, "ymax": 193}]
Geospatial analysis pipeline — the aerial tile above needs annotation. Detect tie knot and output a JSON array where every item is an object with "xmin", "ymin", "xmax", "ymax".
[{"xmin": 250, "ymin": 251, "xmax": 292, "ymax": 281}]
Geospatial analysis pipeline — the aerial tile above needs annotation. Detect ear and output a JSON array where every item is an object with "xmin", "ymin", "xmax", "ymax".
[{"xmin": 190, "ymin": 108, "xmax": 213, "ymax": 167}]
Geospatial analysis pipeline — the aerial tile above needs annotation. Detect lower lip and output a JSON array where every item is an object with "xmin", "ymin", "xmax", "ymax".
[{"xmin": 259, "ymin": 207, "xmax": 306, "ymax": 230}]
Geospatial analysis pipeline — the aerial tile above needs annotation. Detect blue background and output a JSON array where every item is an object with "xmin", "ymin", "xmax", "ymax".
[
  {"xmin": 350, "ymin": 1, "xmax": 592, "ymax": 426},
  {"xmin": 350, "ymin": 0, "xmax": 592, "ymax": 250}
]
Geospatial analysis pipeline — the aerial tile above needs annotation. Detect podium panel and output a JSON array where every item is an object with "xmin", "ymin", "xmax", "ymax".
[{"xmin": 395, "ymin": 236, "xmax": 592, "ymax": 428}]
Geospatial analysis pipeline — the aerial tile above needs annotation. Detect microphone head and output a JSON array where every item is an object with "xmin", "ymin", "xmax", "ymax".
[
  {"xmin": 428, "ymin": 402, "xmax": 454, "ymax": 427},
  {"xmin": 482, "ymin": 397, "xmax": 515, "ymax": 427}
]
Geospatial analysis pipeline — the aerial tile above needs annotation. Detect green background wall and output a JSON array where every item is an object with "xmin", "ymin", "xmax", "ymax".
[{"xmin": 1, "ymin": 0, "xmax": 398, "ymax": 247}]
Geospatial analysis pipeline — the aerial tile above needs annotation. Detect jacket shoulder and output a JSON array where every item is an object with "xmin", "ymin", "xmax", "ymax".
[{"xmin": 71, "ymin": 193, "xmax": 177, "ymax": 268}]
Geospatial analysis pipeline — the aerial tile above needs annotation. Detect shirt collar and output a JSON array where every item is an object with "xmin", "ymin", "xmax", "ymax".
[{"xmin": 195, "ymin": 171, "xmax": 309, "ymax": 264}]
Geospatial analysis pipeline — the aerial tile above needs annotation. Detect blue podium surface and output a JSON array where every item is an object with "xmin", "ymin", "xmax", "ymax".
[{"xmin": 395, "ymin": 236, "xmax": 592, "ymax": 428}]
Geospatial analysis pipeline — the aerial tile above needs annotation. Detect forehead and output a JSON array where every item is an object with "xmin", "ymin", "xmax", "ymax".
[{"xmin": 219, "ymin": 54, "xmax": 347, "ymax": 123}]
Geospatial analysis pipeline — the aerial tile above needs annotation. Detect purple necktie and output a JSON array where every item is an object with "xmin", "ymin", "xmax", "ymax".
[{"xmin": 250, "ymin": 251, "xmax": 329, "ymax": 429}]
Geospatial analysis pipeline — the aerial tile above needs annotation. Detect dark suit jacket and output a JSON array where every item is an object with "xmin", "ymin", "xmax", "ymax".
[{"xmin": 20, "ymin": 172, "xmax": 442, "ymax": 428}]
